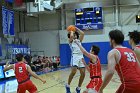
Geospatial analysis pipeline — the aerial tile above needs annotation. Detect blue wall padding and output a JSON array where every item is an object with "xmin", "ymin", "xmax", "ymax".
[{"xmin": 60, "ymin": 41, "xmax": 131, "ymax": 66}]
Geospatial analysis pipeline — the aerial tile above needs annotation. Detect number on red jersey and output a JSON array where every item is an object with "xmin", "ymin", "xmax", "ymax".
[
  {"xmin": 124, "ymin": 52, "xmax": 136, "ymax": 62},
  {"xmin": 19, "ymin": 67, "xmax": 23, "ymax": 73}
]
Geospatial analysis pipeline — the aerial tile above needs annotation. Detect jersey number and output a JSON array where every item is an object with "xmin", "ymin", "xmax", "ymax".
[
  {"xmin": 19, "ymin": 67, "xmax": 23, "ymax": 73},
  {"xmin": 124, "ymin": 52, "xmax": 136, "ymax": 62}
]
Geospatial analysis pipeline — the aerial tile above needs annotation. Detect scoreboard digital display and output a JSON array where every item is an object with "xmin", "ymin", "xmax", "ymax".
[{"xmin": 75, "ymin": 7, "xmax": 103, "ymax": 30}]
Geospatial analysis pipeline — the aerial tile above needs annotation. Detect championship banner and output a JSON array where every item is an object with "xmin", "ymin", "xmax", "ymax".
[
  {"xmin": 2, "ymin": 6, "xmax": 8, "ymax": 35},
  {"xmin": 5, "ymin": 0, "xmax": 14, "ymax": 3},
  {"xmin": 0, "ymin": 45, "xmax": 2, "ymax": 56},
  {"xmin": 8, "ymin": 10, "xmax": 14, "ymax": 36},
  {"xmin": 2, "ymin": 6, "xmax": 15, "ymax": 36}
]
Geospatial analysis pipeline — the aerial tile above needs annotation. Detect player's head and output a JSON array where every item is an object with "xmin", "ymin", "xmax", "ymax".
[
  {"xmin": 67, "ymin": 31, "xmax": 79, "ymax": 39},
  {"xmin": 128, "ymin": 30, "xmax": 140, "ymax": 46},
  {"xmin": 109, "ymin": 29, "xmax": 124, "ymax": 48},
  {"xmin": 90, "ymin": 45, "xmax": 100, "ymax": 55},
  {"xmin": 16, "ymin": 53, "xmax": 24, "ymax": 62}
]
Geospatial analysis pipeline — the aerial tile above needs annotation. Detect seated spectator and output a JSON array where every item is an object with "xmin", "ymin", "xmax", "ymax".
[
  {"xmin": 24, "ymin": 54, "xmax": 37, "ymax": 72},
  {"xmin": 33, "ymin": 56, "xmax": 43, "ymax": 71},
  {"xmin": 52, "ymin": 56, "xmax": 58, "ymax": 70},
  {"xmin": 24, "ymin": 54, "xmax": 32, "ymax": 66},
  {"xmin": 42, "ymin": 56, "xmax": 48, "ymax": 68},
  {"xmin": 48, "ymin": 57, "xmax": 53, "ymax": 69},
  {"xmin": 56, "ymin": 56, "xmax": 60, "ymax": 66}
]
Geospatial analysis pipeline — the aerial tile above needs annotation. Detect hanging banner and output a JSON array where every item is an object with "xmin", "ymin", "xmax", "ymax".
[
  {"xmin": 2, "ymin": 6, "xmax": 15, "ymax": 36},
  {"xmin": 5, "ymin": 0, "xmax": 14, "ymax": 3},
  {"xmin": 2, "ymin": 6, "xmax": 8, "ymax": 35},
  {"xmin": 8, "ymin": 10, "xmax": 14, "ymax": 36}
]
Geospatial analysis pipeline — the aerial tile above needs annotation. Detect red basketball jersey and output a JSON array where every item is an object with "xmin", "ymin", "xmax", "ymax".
[
  {"xmin": 115, "ymin": 47, "xmax": 140, "ymax": 84},
  {"xmin": 15, "ymin": 62, "xmax": 29, "ymax": 83},
  {"xmin": 89, "ymin": 56, "xmax": 102, "ymax": 78}
]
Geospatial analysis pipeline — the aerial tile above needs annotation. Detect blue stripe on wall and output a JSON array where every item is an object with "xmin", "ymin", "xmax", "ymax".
[{"xmin": 60, "ymin": 41, "xmax": 131, "ymax": 66}]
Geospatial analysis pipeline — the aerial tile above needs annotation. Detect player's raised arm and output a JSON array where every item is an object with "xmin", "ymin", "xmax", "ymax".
[
  {"xmin": 3, "ymin": 61, "xmax": 14, "ymax": 72},
  {"xmin": 75, "ymin": 27, "xmax": 84, "ymax": 42},
  {"xmin": 74, "ymin": 40, "xmax": 97, "ymax": 63},
  {"xmin": 27, "ymin": 65, "xmax": 46, "ymax": 84},
  {"xmin": 82, "ymin": 58, "xmax": 90, "ymax": 73}
]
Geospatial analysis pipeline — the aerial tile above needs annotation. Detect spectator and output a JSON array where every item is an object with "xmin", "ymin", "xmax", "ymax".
[
  {"xmin": 48, "ymin": 57, "xmax": 53, "ymax": 69},
  {"xmin": 56, "ymin": 56, "xmax": 60, "ymax": 66},
  {"xmin": 52, "ymin": 56, "xmax": 58, "ymax": 70}
]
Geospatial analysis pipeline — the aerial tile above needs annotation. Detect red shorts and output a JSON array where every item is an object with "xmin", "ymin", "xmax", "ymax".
[
  {"xmin": 86, "ymin": 78, "xmax": 102, "ymax": 92},
  {"xmin": 17, "ymin": 80, "xmax": 37, "ymax": 93},
  {"xmin": 116, "ymin": 83, "xmax": 140, "ymax": 93}
]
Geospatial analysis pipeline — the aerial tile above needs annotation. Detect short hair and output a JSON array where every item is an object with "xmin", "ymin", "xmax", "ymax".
[
  {"xmin": 91, "ymin": 45, "xmax": 100, "ymax": 55},
  {"xmin": 67, "ymin": 31, "xmax": 79, "ymax": 39},
  {"xmin": 128, "ymin": 30, "xmax": 140, "ymax": 44},
  {"xmin": 109, "ymin": 29, "xmax": 124, "ymax": 44},
  {"xmin": 16, "ymin": 53, "xmax": 24, "ymax": 61}
]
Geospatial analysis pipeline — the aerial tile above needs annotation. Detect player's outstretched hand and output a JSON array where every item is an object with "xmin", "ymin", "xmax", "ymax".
[
  {"xmin": 41, "ymin": 79, "xmax": 46, "ymax": 84},
  {"xmin": 6, "ymin": 60, "xmax": 10, "ymax": 66}
]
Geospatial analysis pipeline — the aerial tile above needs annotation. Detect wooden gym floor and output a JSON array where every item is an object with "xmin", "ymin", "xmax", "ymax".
[{"xmin": 0, "ymin": 65, "xmax": 121, "ymax": 93}]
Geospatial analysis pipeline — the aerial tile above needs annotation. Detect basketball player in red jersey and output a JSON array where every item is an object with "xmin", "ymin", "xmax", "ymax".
[
  {"xmin": 98, "ymin": 30, "xmax": 140, "ymax": 93},
  {"xmin": 4, "ymin": 53, "xmax": 46, "ymax": 93},
  {"xmin": 75, "ymin": 40, "xmax": 102, "ymax": 93},
  {"xmin": 128, "ymin": 30, "xmax": 140, "ymax": 62}
]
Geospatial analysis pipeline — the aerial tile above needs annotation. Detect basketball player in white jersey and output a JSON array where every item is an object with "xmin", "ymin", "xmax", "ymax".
[{"xmin": 65, "ymin": 26, "xmax": 85, "ymax": 93}]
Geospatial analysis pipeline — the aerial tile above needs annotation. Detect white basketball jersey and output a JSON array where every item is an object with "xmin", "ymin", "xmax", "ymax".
[{"xmin": 69, "ymin": 39, "xmax": 83, "ymax": 55}]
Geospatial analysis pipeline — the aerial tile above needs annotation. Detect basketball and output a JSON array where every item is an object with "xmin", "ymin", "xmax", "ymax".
[{"xmin": 67, "ymin": 25, "xmax": 76, "ymax": 32}]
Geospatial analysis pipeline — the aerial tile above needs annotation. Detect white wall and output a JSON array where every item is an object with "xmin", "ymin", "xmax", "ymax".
[
  {"xmin": 39, "ymin": 12, "xmax": 61, "ymax": 31},
  {"xmin": 18, "ymin": 30, "xmax": 60, "ymax": 56}
]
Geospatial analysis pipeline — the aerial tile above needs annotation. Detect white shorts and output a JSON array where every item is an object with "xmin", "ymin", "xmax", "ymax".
[{"xmin": 71, "ymin": 54, "xmax": 85, "ymax": 67}]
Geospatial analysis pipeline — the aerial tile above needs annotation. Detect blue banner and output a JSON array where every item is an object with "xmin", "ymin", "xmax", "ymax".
[
  {"xmin": 0, "ymin": 45, "xmax": 2, "ymax": 56},
  {"xmin": 2, "ymin": 6, "xmax": 15, "ymax": 36},
  {"xmin": 5, "ymin": 0, "xmax": 14, "ymax": 3},
  {"xmin": 6, "ymin": 44, "xmax": 31, "ymax": 55},
  {"xmin": 8, "ymin": 10, "xmax": 14, "ymax": 36},
  {"xmin": 2, "ymin": 6, "xmax": 8, "ymax": 35},
  {"xmin": 76, "ymin": 24, "xmax": 103, "ymax": 30}
]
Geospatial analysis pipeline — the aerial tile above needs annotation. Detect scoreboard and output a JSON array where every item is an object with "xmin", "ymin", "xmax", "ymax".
[{"xmin": 75, "ymin": 7, "xmax": 103, "ymax": 30}]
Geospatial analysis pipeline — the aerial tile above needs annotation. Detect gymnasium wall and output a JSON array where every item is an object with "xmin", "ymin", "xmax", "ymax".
[
  {"xmin": 16, "ymin": 5, "xmax": 140, "ymax": 65},
  {"xmin": 59, "ymin": 25, "xmax": 138, "ymax": 66},
  {"xmin": 18, "ymin": 30, "xmax": 60, "ymax": 57}
]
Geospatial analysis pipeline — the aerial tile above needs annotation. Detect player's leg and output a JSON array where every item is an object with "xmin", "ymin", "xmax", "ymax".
[
  {"xmin": 17, "ymin": 84, "xmax": 26, "ymax": 93},
  {"xmin": 76, "ymin": 59, "xmax": 85, "ymax": 93},
  {"xmin": 66, "ymin": 66, "xmax": 77, "ymax": 93},
  {"xmin": 26, "ymin": 80, "xmax": 38, "ymax": 93},
  {"xmin": 94, "ymin": 78, "xmax": 102, "ymax": 92},
  {"xmin": 68, "ymin": 66, "xmax": 77, "ymax": 85},
  {"xmin": 78, "ymin": 67, "xmax": 85, "ymax": 87}
]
